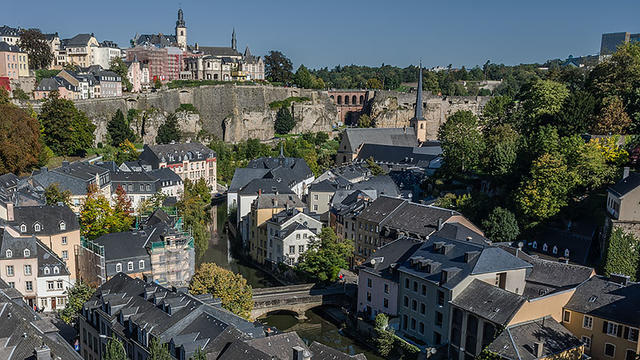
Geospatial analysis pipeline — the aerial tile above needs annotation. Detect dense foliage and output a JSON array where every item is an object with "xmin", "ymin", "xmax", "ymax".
[
  {"xmin": 109, "ymin": 58, "xmax": 133, "ymax": 92},
  {"xmin": 264, "ymin": 50, "xmax": 294, "ymax": 83},
  {"xmin": 107, "ymin": 109, "xmax": 136, "ymax": 147},
  {"xmin": 44, "ymin": 183, "xmax": 72, "ymax": 206},
  {"xmin": 603, "ymin": 227, "xmax": 640, "ymax": 281},
  {"xmin": 79, "ymin": 184, "xmax": 133, "ymax": 240},
  {"xmin": 19, "ymin": 29, "xmax": 53, "ymax": 69},
  {"xmin": 39, "ymin": 92, "xmax": 96, "ymax": 156},
  {"xmin": 189, "ymin": 263, "xmax": 253, "ymax": 319},
  {"xmin": 156, "ymin": 113, "xmax": 182, "ymax": 144},
  {"xmin": 148, "ymin": 338, "xmax": 172, "ymax": 360},
  {"xmin": 0, "ymin": 90, "xmax": 42, "ymax": 174},
  {"xmin": 481, "ymin": 207, "xmax": 520, "ymax": 243},
  {"xmin": 296, "ymin": 227, "xmax": 353, "ymax": 282},
  {"xmin": 58, "ymin": 281, "xmax": 95, "ymax": 325},
  {"xmin": 176, "ymin": 179, "xmax": 211, "ymax": 256},
  {"xmin": 103, "ymin": 338, "xmax": 126, "ymax": 360},
  {"xmin": 274, "ymin": 107, "xmax": 296, "ymax": 134}
]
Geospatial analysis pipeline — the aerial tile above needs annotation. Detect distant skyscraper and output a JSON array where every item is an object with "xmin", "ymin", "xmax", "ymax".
[{"xmin": 600, "ymin": 32, "xmax": 640, "ymax": 57}]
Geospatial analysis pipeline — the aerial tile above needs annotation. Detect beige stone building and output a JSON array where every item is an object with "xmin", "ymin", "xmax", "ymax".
[
  {"xmin": 0, "ymin": 41, "xmax": 29, "ymax": 80},
  {"xmin": 62, "ymin": 33, "xmax": 99, "ymax": 68}
]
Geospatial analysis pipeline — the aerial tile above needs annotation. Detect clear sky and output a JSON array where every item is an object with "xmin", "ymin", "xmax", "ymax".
[{"xmin": 4, "ymin": 0, "xmax": 640, "ymax": 70}]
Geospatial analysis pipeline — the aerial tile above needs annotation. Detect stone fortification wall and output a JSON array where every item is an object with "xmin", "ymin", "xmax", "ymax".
[
  {"xmin": 368, "ymin": 90, "xmax": 490, "ymax": 140},
  {"xmin": 28, "ymin": 85, "xmax": 339, "ymax": 144}
]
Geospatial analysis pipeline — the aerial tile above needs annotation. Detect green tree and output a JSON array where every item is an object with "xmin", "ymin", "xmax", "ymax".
[
  {"xmin": 366, "ymin": 157, "xmax": 385, "ymax": 175},
  {"xmin": 12, "ymin": 87, "xmax": 30, "ymax": 101},
  {"xmin": 438, "ymin": 110, "xmax": 484, "ymax": 173},
  {"xmin": 148, "ymin": 338, "xmax": 172, "ymax": 360},
  {"xmin": 156, "ymin": 113, "xmax": 181, "ymax": 144},
  {"xmin": 477, "ymin": 349, "xmax": 503, "ymax": 360},
  {"xmin": 482, "ymin": 207, "xmax": 520, "ymax": 243},
  {"xmin": 190, "ymin": 348, "xmax": 207, "ymax": 360},
  {"xmin": 154, "ymin": 78, "xmax": 162, "ymax": 89},
  {"xmin": 357, "ymin": 114, "xmax": 372, "ymax": 128},
  {"xmin": 79, "ymin": 184, "xmax": 133, "ymax": 240},
  {"xmin": 114, "ymin": 140, "xmax": 139, "ymax": 164},
  {"xmin": 603, "ymin": 227, "xmax": 640, "ymax": 281},
  {"xmin": 296, "ymin": 227, "xmax": 353, "ymax": 282},
  {"xmin": 103, "ymin": 338, "xmax": 126, "ymax": 360},
  {"xmin": 44, "ymin": 183, "xmax": 71, "ymax": 206},
  {"xmin": 294, "ymin": 64, "xmax": 315, "ymax": 89},
  {"xmin": 572, "ymin": 141, "xmax": 615, "ymax": 192},
  {"xmin": 593, "ymin": 96, "xmax": 632, "ymax": 134},
  {"xmin": 264, "ymin": 50, "xmax": 294, "ymax": 83},
  {"xmin": 137, "ymin": 191, "xmax": 168, "ymax": 214},
  {"xmin": 522, "ymin": 79, "xmax": 569, "ymax": 126},
  {"xmin": 39, "ymin": 92, "xmax": 96, "ymax": 156},
  {"xmin": 274, "ymin": 107, "xmax": 296, "ymax": 134},
  {"xmin": 58, "ymin": 281, "xmax": 95, "ymax": 325},
  {"xmin": 516, "ymin": 153, "xmax": 572, "ymax": 223},
  {"xmin": 177, "ymin": 179, "xmax": 211, "ymax": 256},
  {"xmin": 481, "ymin": 95, "xmax": 513, "ymax": 128},
  {"xmin": 483, "ymin": 124, "xmax": 519, "ymax": 179},
  {"xmin": 374, "ymin": 314, "xmax": 394, "ymax": 357},
  {"xmin": 18, "ymin": 29, "xmax": 53, "ymax": 69},
  {"xmin": 189, "ymin": 263, "xmax": 253, "ymax": 319},
  {"xmin": 0, "ymin": 99, "xmax": 42, "ymax": 174},
  {"xmin": 555, "ymin": 90, "xmax": 596, "ymax": 136},
  {"xmin": 107, "ymin": 109, "xmax": 136, "ymax": 147},
  {"xmin": 109, "ymin": 58, "xmax": 133, "ymax": 92},
  {"xmin": 366, "ymin": 78, "xmax": 382, "ymax": 89}
]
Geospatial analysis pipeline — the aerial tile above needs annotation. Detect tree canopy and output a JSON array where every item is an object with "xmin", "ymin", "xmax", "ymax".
[
  {"xmin": 177, "ymin": 178, "xmax": 211, "ymax": 256},
  {"xmin": 44, "ymin": 183, "xmax": 71, "ymax": 206},
  {"xmin": 39, "ymin": 92, "xmax": 96, "ymax": 156},
  {"xmin": 0, "ymin": 97, "xmax": 41, "ymax": 174},
  {"xmin": 264, "ymin": 50, "xmax": 293, "ymax": 83},
  {"xmin": 189, "ymin": 263, "xmax": 253, "ymax": 319},
  {"xmin": 296, "ymin": 227, "xmax": 353, "ymax": 282},
  {"xmin": 79, "ymin": 184, "xmax": 133, "ymax": 240},
  {"xmin": 58, "ymin": 281, "xmax": 95, "ymax": 325},
  {"xmin": 274, "ymin": 107, "xmax": 296, "ymax": 134},
  {"xmin": 109, "ymin": 57, "xmax": 133, "ymax": 92},
  {"xmin": 156, "ymin": 113, "xmax": 181, "ymax": 144},
  {"xmin": 438, "ymin": 110, "xmax": 484, "ymax": 174},
  {"xmin": 107, "ymin": 109, "xmax": 136, "ymax": 147},
  {"xmin": 19, "ymin": 29, "xmax": 53, "ymax": 69}
]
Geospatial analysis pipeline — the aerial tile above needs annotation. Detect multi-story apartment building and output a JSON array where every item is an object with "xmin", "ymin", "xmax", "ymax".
[
  {"xmin": 600, "ymin": 32, "xmax": 640, "ymax": 57},
  {"xmin": 44, "ymin": 32, "xmax": 65, "ymax": 69},
  {"xmin": 264, "ymin": 208, "xmax": 322, "ymax": 267},
  {"xmin": 563, "ymin": 275, "xmax": 639, "ymax": 360},
  {"xmin": 337, "ymin": 127, "xmax": 418, "ymax": 165},
  {"xmin": 7, "ymin": 204, "xmax": 81, "ymax": 281},
  {"xmin": 125, "ymin": 45, "xmax": 184, "ymax": 82},
  {"xmin": 125, "ymin": 56, "xmax": 150, "ymax": 92},
  {"xmin": 90, "ymin": 68, "xmax": 122, "ymax": 98},
  {"xmin": 92, "ymin": 41, "xmax": 121, "ymax": 69},
  {"xmin": 0, "ymin": 226, "xmax": 71, "ymax": 311},
  {"xmin": 139, "ymin": 142, "xmax": 217, "ymax": 191},
  {"xmin": 33, "ymin": 76, "xmax": 78, "ymax": 100},
  {"xmin": 31, "ymin": 161, "xmax": 112, "ymax": 212},
  {"xmin": 62, "ymin": 33, "xmax": 99, "ymax": 68},
  {"xmin": 0, "ymin": 41, "xmax": 28, "ymax": 80},
  {"xmin": 248, "ymin": 193, "xmax": 304, "ymax": 264},
  {"xmin": 106, "ymin": 167, "xmax": 183, "ymax": 211},
  {"xmin": 0, "ymin": 25, "xmax": 21, "ymax": 45}
]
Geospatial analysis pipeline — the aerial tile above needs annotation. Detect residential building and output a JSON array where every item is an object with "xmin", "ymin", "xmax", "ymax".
[
  {"xmin": 248, "ymin": 193, "xmax": 305, "ymax": 264},
  {"xmin": 44, "ymin": 32, "xmax": 64, "ymax": 69},
  {"xmin": 139, "ymin": 142, "xmax": 217, "ymax": 191},
  {"xmin": 0, "ymin": 227, "xmax": 71, "ymax": 311},
  {"xmin": 110, "ymin": 171, "xmax": 159, "ymax": 212},
  {"xmin": 563, "ymin": 275, "xmax": 640, "ymax": 360},
  {"xmin": 337, "ymin": 127, "xmax": 418, "ymax": 164},
  {"xmin": 7, "ymin": 204, "xmax": 81, "ymax": 281},
  {"xmin": 185, "ymin": 38, "xmax": 265, "ymax": 81},
  {"xmin": 0, "ymin": 25, "xmax": 21, "ymax": 45},
  {"xmin": 522, "ymin": 221, "xmax": 596, "ymax": 265},
  {"xmin": 357, "ymin": 237, "xmax": 422, "ymax": 320},
  {"xmin": 92, "ymin": 41, "xmax": 121, "ymax": 69},
  {"xmin": 0, "ymin": 41, "xmax": 29, "ymax": 79},
  {"xmin": 125, "ymin": 45, "xmax": 184, "ymax": 82},
  {"xmin": 308, "ymin": 180, "xmax": 337, "ymax": 216},
  {"xmin": 0, "ymin": 278, "xmax": 82, "ymax": 359},
  {"xmin": 33, "ymin": 76, "xmax": 78, "ymax": 100},
  {"xmin": 62, "ymin": 33, "xmax": 99, "ymax": 68},
  {"xmin": 396, "ymin": 232, "xmax": 531, "ymax": 346},
  {"xmin": 264, "ymin": 208, "xmax": 322, "ymax": 267},
  {"xmin": 88, "ymin": 67, "xmax": 122, "ymax": 97},
  {"xmin": 57, "ymin": 69, "xmax": 96, "ymax": 99},
  {"xmin": 77, "ymin": 209, "xmax": 195, "ymax": 287},
  {"xmin": 126, "ymin": 56, "xmax": 150, "ymax": 92},
  {"xmin": 31, "ymin": 161, "xmax": 112, "ymax": 212}
]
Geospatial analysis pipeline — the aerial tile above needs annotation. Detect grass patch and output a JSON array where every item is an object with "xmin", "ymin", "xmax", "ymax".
[
  {"xmin": 176, "ymin": 103, "xmax": 199, "ymax": 113},
  {"xmin": 269, "ymin": 96, "xmax": 311, "ymax": 110}
]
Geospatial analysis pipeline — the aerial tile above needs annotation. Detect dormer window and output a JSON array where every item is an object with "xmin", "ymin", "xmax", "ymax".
[
  {"xmin": 59, "ymin": 221, "xmax": 66, "ymax": 231},
  {"xmin": 34, "ymin": 223, "xmax": 41, "ymax": 232},
  {"xmin": 53, "ymin": 266, "xmax": 59, "ymax": 274},
  {"xmin": 20, "ymin": 224, "xmax": 26, "ymax": 233},
  {"xmin": 5, "ymin": 250, "xmax": 12, "ymax": 258},
  {"xmin": 116, "ymin": 263, "xmax": 122, "ymax": 272},
  {"xmin": 552, "ymin": 246, "xmax": 558, "ymax": 255},
  {"xmin": 23, "ymin": 249, "xmax": 30, "ymax": 257},
  {"xmin": 532, "ymin": 241, "xmax": 537, "ymax": 249},
  {"xmin": 542, "ymin": 243, "xmax": 548, "ymax": 252},
  {"xmin": 44, "ymin": 267, "xmax": 50, "ymax": 275},
  {"xmin": 564, "ymin": 249, "xmax": 570, "ymax": 257},
  {"xmin": 128, "ymin": 262, "xmax": 134, "ymax": 271}
]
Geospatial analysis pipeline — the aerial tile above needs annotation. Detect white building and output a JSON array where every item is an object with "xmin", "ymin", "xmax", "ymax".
[
  {"xmin": 92, "ymin": 44, "xmax": 121, "ymax": 69},
  {"xmin": 265, "ymin": 209, "xmax": 322, "ymax": 267},
  {"xmin": 35, "ymin": 242, "xmax": 71, "ymax": 312}
]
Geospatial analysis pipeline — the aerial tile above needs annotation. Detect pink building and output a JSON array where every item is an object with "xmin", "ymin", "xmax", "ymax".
[
  {"xmin": 33, "ymin": 77, "xmax": 78, "ymax": 100},
  {"xmin": 357, "ymin": 238, "xmax": 420, "ymax": 320},
  {"xmin": 126, "ymin": 45, "xmax": 184, "ymax": 82},
  {"xmin": 0, "ymin": 41, "xmax": 28, "ymax": 80}
]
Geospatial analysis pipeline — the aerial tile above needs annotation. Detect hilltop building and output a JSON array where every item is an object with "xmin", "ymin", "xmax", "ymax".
[
  {"xmin": 600, "ymin": 32, "xmax": 640, "ymax": 58},
  {"xmin": 0, "ymin": 41, "xmax": 29, "ymax": 80}
]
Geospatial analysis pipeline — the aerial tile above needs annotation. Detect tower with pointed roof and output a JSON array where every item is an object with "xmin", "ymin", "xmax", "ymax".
[
  {"xmin": 175, "ymin": 8, "xmax": 187, "ymax": 50},
  {"xmin": 409, "ymin": 62, "xmax": 427, "ymax": 143},
  {"xmin": 232, "ymin": 28, "xmax": 237, "ymax": 51}
]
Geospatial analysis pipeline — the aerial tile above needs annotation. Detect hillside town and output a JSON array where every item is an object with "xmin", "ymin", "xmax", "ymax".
[{"xmin": 2, "ymin": 5, "xmax": 640, "ymax": 360}]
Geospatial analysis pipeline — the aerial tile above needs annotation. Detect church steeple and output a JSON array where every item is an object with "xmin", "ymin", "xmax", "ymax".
[
  {"xmin": 176, "ymin": 8, "xmax": 185, "ymax": 27},
  {"xmin": 410, "ymin": 61, "xmax": 427, "ymax": 143},
  {"xmin": 414, "ymin": 61, "xmax": 425, "ymax": 121},
  {"xmin": 175, "ymin": 8, "xmax": 187, "ymax": 50},
  {"xmin": 232, "ymin": 28, "xmax": 237, "ymax": 51}
]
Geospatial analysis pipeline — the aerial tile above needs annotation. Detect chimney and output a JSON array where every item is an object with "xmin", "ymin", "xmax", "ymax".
[
  {"xmin": 292, "ymin": 346, "xmax": 311, "ymax": 360},
  {"xmin": 35, "ymin": 344, "xmax": 50, "ymax": 360},
  {"xmin": 624, "ymin": 167, "xmax": 630, "ymax": 179},
  {"xmin": 437, "ymin": 218, "xmax": 443, "ymax": 231},
  {"xmin": 6, "ymin": 202, "xmax": 14, "ymax": 221},
  {"xmin": 533, "ymin": 342, "xmax": 544, "ymax": 358}
]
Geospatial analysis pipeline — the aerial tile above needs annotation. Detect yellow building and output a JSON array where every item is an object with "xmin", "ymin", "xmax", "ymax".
[
  {"xmin": 62, "ymin": 33, "xmax": 98, "ymax": 68},
  {"xmin": 248, "ymin": 193, "xmax": 304, "ymax": 264},
  {"xmin": 562, "ymin": 275, "xmax": 639, "ymax": 360}
]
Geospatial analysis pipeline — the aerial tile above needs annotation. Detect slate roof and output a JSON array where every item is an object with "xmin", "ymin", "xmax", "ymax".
[
  {"xmin": 352, "ymin": 175, "xmax": 400, "ymax": 198},
  {"xmin": 524, "ymin": 224, "xmax": 595, "ymax": 265},
  {"xmin": 252, "ymin": 193, "xmax": 304, "ymax": 209},
  {"xmin": 487, "ymin": 316, "xmax": 583, "ymax": 360},
  {"xmin": 245, "ymin": 332, "xmax": 309, "ymax": 360},
  {"xmin": 198, "ymin": 46, "xmax": 242, "ymax": 57},
  {"xmin": 564, "ymin": 276, "xmax": 640, "ymax": 327},
  {"xmin": 148, "ymin": 167, "xmax": 183, "ymax": 184},
  {"xmin": 140, "ymin": 143, "xmax": 216, "ymax": 167},
  {"xmin": 356, "ymin": 143, "xmax": 441, "ymax": 166},
  {"xmin": 238, "ymin": 178, "xmax": 295, "ymax": 196},
  {"xmin": 36, "ymin": 239, "xmax": 70, "ymax": 277},
  {"xmin": 359, "ymin": 237, "xmax": 422, "ymax": 281},
  {"xmin": 0, "ymin": 173, "xmax": 19, "ymax": 190},
  {"xmin": 608, "ymin": 172, "xmax": 640, "ymax": 197},
  {"xmin": 398, "ymin": 234, "xmax": 531, "ymax": 290},
  {"xmin": 0, "ymin": 279, "xmax": 82, "ymax": 360},
  {"xmin": 246, "ymin": 156, "xmax": 314, "ymax": 188},
  {"xmin": 63, "ymin": 33, "xmax": 94, "ymax": 47},
  {"xmin": 451, "ymin": 279, "xmax": 525, "ymax": 326},
  {"xmin": 310, "ymin": 179, "xmax": 337, "ymax": 193},
  {"xmin": 0, "ymin": 25, "xmax": 21, "ymax": 37},
  {"xmin": 0, "ymin": 228, "xmax": 38, "ymax": 260},
  {"xmin": 0, "ymin": 41, "xmax": 22, "ymax": 53},
  {"xmin": 342, "ymin": 127, "xmax": 418, "ymax": 153},
  {"xmin": 135, "ymin": 34, "xmax": 177, "ymax": 47},
  {"xmin": 356, "ymin": 195, "xmax": 405, "ymax": 223},
  {"xmin": 93, "ymin": 230, "xmax": 153, "ymax": 262},
  {"xmin": 308, "ymin": 341, "xmax": 367, "ymax": 360},
  {"xmin": 8, "ymin": 204, "xmax": 79, "ymax": 236},
  {"xmin": 229, "ymin": 168, "xmax": 270, "ymax": 192},
  {"xmin": 435, "ymin": 223, "xmax": 488, "ymax": 244}
]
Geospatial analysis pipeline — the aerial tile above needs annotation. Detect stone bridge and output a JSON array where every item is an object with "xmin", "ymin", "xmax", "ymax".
[
  {"xmin": 327, "ymin": 90, "xmax": 371, "ymax": 125},
  {"xmin": 251, "ymin": 283, "xmax": 351, "ymax": 319}
]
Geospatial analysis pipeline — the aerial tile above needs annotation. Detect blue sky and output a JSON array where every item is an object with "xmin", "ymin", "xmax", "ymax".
[{"xmin": 4, "ymin": 0, "xmax": 640, "ymax": 69}]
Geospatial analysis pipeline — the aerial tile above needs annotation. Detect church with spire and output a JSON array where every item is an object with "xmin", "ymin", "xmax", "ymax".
[{"xmin": 410, "ymin": 62, "xmax": 428, "ymax": 143}]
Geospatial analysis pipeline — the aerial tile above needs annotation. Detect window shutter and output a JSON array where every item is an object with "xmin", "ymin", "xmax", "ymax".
[
  {"xmin": 624, "ymin": 326, "xmax": 630, "ymax": 339},
  {"xmin": 617, "ymin": 324, "xmax": 623, "ymax": 337},
  {"xmin": 603, "ymin": 321, "xmax": 608, "ymax": 333}
]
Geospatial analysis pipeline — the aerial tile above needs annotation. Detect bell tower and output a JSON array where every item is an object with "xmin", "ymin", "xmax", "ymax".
[
  {"xmin": 410, "ymin": 61, "xmax": 427, "ymax": 143},
  {"xmin": 175, "ymin": 8, "xmax": 187, "ymax": 50}
]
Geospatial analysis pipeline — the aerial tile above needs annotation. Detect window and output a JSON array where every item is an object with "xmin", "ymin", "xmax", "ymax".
[
  {"xmin": 128, "ymin": 262, "xmax": 134, "ymax": 271},
  {"xmin": 5, "ymin": 250, "xmax": 11, "ymax": 258},
  {"xmin": 383, "ymin": 298, "xmax": 388, "ymax": 308},
  {"xmin": 7, "ymin": 282, "xmax": 13, "ymax": 288},
  {"xmin": 420, "ymin": 303, "xmax": 425, "ymax": 314},
  {"xmin": 20, "ymin": 224, "xmax": 26, "ymax": 233},
  {"xmin": 24, "ymin": 265, "xmax": 31, "ymax": 275},
  {"xmin": 25, "ymin": 281, "xmax": 33, "ymax": 291},
  {"xmin": 405, "ymin": 278, "xmax": 410, "ymax": 289},
  {"xmin": 543, "ymin": 243, "xmax": 548, "ymax": 251},
  {"xmin": 62, "ymin": 250, "xmax": 68, "ymax": 260},
  {"xmin": 289, "ymin": 246, "xmax": 295, "ymax": 254},
  {"xmin": 47, "ymin": 281, "xmax": 54, "ymax": 290},
  {"xmin": 605, "ymin": 343, "xmax": 615, "ymax": 357},
  {"xmin": 564, "ymin": 248, "xmax": 570, "ymax": 257},
  {"xmin": 437, "ymin": 290, "xmax": 445, "ymax": 306},
  {"xmin": 367, "ymin": 278, "xmax": 372, "ymax": 288},
  {"xmin": 552, "ymin": 246, "xmax": 558, "ymax": 254},
  {"xmin": 34, "ymin": 223, "xmax": 41, "ymax": 232},
  {"xmin": 115, "ymin": 263, "xmax": 122, "ymax": 272},
  {"xmin": 532, "ymin": 241, "xmax": 537, "ymax": 249},
  {"xmin": 44, "ymin": 267, "xmax": 50, "ymax": 275},
  {"xmin": 583, "ymin": 315, "xmax": 593, "ymax": 329},
  {"xmin": 627, "ymin": 327, "xmax": 639, "ymax": 342},
  {"xmin": 403, "ymin": 296, "xmax": 408, "ymax": 307},
  {"xmin": 421, "ymin": 285, "xmax": 426, "ymax": 296},
  {"xmin": 413, "ymin": 281, "xmax": 417, "ymax": 292},
  {"xmin": 139, "ymin": 260, "xmax": 145, "ymax": 270},
  {"xmin": 606, "ymin": 322, "xmax": 619, "ymax": 336},
  {"xmin": 60, "ymin": 222, "xmax": 66, "ymax": 231},
  {"xmin": 299, "ymin": 245, "xmax": 305, "ymax": 253},
  {"xmin": 626, "ymin": 350, "xmax": 637, "ymax": 360},
  {"xmin": 366, "ymin": 292, "xmax": 371, "ymax": 302},
  {"xmin": 434, "ymin": 332, "xmax": 442, "ymax": 345},
  {"xmin": 419, "ymin": 322, "xmax": 425, "ymax": 334},
  {"xmin": 53, "ymin": 266, "xmax": 59, "ymax": 274},
  {"xmin": 412, "ymin": 299, "xmax": 417, "ymax": 311},
  {"xmin": 314, "ymin": 194, "xmax": 318, "ymax": 200},
  {"xmin": 24, "ymin": 249, "xmax": 30, "ymax": 257},
  {"xmin": 57, "ymin": 280, "xmax": 63, "ymax": 289},
  {"xmin": 411, "ymin": 318, "xmax": 416, "ymax": 330},
  {"xmin": 6, "ymin": 265, "xmax": 14, "ymax": 276},
  {"xmin": 62, "ymin": 236, "xmax": 68, "ymax": 245},
  {"xmin": 436, "ymin": 311, "xmax": 443, "ymax": 327},
  {"xmin": 563, "ymin": 310, "xmax": 571, "ymax": 323},
  {"xmin": 384, "ymin": 284, "xmax": 389, "ymax": 294}
]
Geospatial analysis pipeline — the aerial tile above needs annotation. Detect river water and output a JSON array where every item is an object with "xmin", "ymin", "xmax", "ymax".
[{"xmin": 196, "ymin": 202, "xmax": 383, "ymax": 360}]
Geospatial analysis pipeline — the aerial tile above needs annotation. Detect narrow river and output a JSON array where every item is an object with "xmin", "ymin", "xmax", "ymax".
[{"xmin": 196, "ymin": 202, "xmax": 383, "ymax": 360}]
